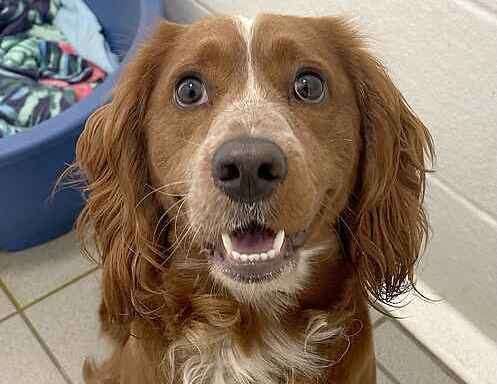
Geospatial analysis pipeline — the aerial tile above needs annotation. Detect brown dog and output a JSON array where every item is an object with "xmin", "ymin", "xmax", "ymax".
[{"xmin": 75, "ymin": 14, "xmax": 434, "ymax": 384}]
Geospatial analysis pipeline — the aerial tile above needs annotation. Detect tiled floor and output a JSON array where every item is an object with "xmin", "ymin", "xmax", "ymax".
[{"xmin": 0, "ymin": 233, "xmax": 465, "ymax": 384}]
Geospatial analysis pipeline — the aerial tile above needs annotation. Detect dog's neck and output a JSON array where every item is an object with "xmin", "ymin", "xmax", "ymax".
[
  {"xmin": 150, "ymin": 247, "xmax": 359, "ymax": 384},
  {"xmin": 161, "ymin": 305, "xmax": 354, "ymax": 384}
]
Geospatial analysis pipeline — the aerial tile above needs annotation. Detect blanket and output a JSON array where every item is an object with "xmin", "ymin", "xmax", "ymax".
[
  {"xmin": 0, "ymin": 0, "xmax": 60, "ymax": 37},
  {"xmin": 0, "ymin": 0, "xmax": 111, "ymax": 138}
]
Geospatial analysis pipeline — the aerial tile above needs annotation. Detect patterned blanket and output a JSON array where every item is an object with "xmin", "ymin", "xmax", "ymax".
[
  {"xmin": 0, "ymin": 0, "xmax": 107, "ymax": 138},
  {"xmin": 0, "ymin": 0, "xmax": 60, "ymax": 37},
  {"xmin": 0, "ymin": 68, "xmax": 75, "ymax": 136}
]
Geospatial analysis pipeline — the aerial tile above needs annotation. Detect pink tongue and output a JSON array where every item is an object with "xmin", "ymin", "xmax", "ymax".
[{"xmin": 231, "ymin": 229, "xmax": 275, "ymax": 254}]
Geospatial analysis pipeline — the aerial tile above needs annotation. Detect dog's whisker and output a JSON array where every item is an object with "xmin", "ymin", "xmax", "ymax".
[
  {"xmin": 153, "ymin": 197, "xmax": 187, "ymax": 242},
  {"xmin": 168, "ymin": 210, "xmax": 205, "ymax": 257},
  {"xmin": 156, "ymin": 208, "xmax": 194, "ymax": 245},
  {"xmin": 173, "ymin": 198, "xmax": 187, "ymax": 240},
  {"xmin": 137, "ymin": 181, "xmax": 188, "ymax": 208},
  {"xmin": 185, "ymin": 227, "xmax": 201, "ymax": 261}
]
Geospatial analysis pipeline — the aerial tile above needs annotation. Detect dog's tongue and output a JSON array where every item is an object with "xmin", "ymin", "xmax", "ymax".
[{"xmin": 231, "ymin": 228, "xmax": 275, "ymax": 254}]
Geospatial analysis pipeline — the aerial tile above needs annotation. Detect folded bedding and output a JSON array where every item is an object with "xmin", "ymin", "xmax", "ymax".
[
  {"xmin": 0, "ymin": 67, "xmax": 75, "ymax": 136},
  {"xmin": 0, "ymin": 0, "xmax": 117, "ymax": 138},
  {"xmin": 0, "ymin": 34, "xmax": 93, "ymax": 81},
  {"xmin": 54, "ymin": 0, "xmax": 119, "ymax": 73},
  {"xmin": 0, "ymin": 0, "xmax": 60, "ymax": 37}
]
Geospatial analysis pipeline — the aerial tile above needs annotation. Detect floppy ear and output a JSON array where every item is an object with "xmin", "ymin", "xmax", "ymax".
[
  {"xmin": 334, "ymin": 22, "xmax": 435, "ymax": 304},
  {"xmin": 75, "ymin": 21, "xmax": 184, "ymax": 322}
]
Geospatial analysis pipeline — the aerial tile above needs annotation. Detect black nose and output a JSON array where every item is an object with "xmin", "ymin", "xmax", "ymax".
[{"xmin": 212, "ymin": 137, "xmax": 287, "ymax": 202}]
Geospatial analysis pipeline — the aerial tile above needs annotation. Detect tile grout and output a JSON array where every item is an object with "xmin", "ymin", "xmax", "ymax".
[
  {"xmin": 390, "ymin": 319, "xmax": 468, "ymax": 384},
  {"xmin": 19, "ymin": 311, "xmax": 74, "ymax": 384},
  {"xmin": 377, "ymin": 361, "xmax": 402, "ymax": 384},
  {"xmin": 373, "ymin": 316, "xmax": 388, "ymax": 328},
  {"xmin": 0, "ymin": 265, "xmax": 99, "ymax": 325},
  {"xmin": 0, "ymin": 278, "xmax": 73, "ymax": 384},
  {"xmin": 20, "ymin": 266, "xmax": 100, "ymax": 312},
  {"xmin": 0, "ymin": 276, "xmax": 22, "ymax": 310},
  {"xmin": 0, "ymin": 310, "xmax": 17, "ymax": 324},
  {"xmin": 0, "ymin": 266, "xmax": 100, "ymax": 383},
  {"xmin": 429, "ymin": 175, "xmax": 497, "ymax": 227},
  {"xmin": 0, "ymin": 277, "xmax": 22, "ymax": 324}
]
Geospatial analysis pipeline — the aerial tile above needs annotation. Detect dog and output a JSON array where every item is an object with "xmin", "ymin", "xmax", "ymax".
[{"xmin": 74, "ymin": 14, "xmax": 434, "ymax": 384}]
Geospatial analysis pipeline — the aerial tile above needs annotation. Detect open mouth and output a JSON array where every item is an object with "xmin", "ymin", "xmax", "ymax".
[{"xmin": 209, "ymin": 223, "xmax": 306, "ymax": 283}]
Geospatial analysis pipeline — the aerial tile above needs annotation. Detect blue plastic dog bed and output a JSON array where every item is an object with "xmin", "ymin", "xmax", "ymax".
[{"xmin": 0, "ymin": 0, "xmax": 165, "ymax": 251}]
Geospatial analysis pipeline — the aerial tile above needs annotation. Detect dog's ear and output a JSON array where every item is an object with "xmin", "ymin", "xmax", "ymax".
[
  {"xmin": 327, "ymin": 19, "xmax": 435, "ymax": 304},
  {"xmin": 75, "ymin": 21, "xmax": 185, "ymax": 322}
]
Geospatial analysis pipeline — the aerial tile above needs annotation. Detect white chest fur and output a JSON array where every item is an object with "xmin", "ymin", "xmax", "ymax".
[{"xmin": 166, "ymin": 313, "xmax": 343, "ymax": 384}]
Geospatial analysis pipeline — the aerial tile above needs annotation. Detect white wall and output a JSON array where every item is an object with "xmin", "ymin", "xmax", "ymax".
[{"xmin": 163, "ymin": 0, "xmax": 497, "ymax": 379}]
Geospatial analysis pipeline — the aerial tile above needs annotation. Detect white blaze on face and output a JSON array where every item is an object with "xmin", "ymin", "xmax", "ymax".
[{"xmin": 234, "ymin": 15, "xmax": 265, "ymax": 116}]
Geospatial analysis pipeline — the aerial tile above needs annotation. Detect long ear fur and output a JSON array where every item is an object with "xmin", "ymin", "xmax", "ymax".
[
  {"xmin": 329, "ymin": 19, "xmax": 435, "ymax": 304},
  {"xmin": 75, "ymin": 21, "xmax": 184, "ymax": 322}
]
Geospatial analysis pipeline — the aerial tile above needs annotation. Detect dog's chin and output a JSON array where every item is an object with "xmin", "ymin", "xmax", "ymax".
[{"xmin": 203, "ymin": 222, "xmax": 319, "ymax": 300}]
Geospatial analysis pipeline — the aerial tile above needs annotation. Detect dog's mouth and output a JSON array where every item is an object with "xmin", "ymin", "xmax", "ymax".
[{"xmin": 208, "ymin": 222, "xmax": 306, "ymax": 283}]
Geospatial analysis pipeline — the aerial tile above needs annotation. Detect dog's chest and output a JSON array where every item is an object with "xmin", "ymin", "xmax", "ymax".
[
  {"xmin": 208, "ymin": 333, "xmax": 309, "ymax": 384},
  {"xmin": 173, "ymin": 318, "xmax": 342, "ymax": 384}
]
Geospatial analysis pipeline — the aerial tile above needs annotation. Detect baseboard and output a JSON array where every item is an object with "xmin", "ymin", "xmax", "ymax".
[{"xmin": 383, "ymin": 280, "xmax": 497, "ymax": 384}]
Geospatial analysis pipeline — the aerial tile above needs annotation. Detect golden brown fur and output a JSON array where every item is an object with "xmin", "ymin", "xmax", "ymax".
[{"xmin": 73, "ymin": 14, "xmax": 434, "ymax": 384}]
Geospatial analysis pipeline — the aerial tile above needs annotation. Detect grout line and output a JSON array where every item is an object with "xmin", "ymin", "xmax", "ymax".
[
  {"xmin": 0, "ymin": 266, "xmax": 99, "ymax": 323},
  {"xmin": 0, "ymin": 311, "xmax": 18, "ymax": 324},
  {"xmin": 19, "ymin": 312, "xmax": 74, "ymax": 384},
  {"xmin": 0, "ymin": 277, "xmax": 18, "ymax": 324},
  {"xmin": 21, "ymin": 266, "xmax": 99, "ymax": 312},
  {"xmin": 391, "ymin": 319, "xmax": 468, "ymax": 384},
  {"xmin": 374, "ymin": 316, "xmax": 388, "ymax": 328},
  {"xmin": 377, "ymin": 361, "xmax": 402, "ymax": 384},
  {"xmin": 0, "ymin": 279, "xmax": 19, "ymax": 323},
  {"xmin": 429, "ymin": 175, "xmax": 497, "ymax": 226},
  {"xmin": 0, "ymin": 279, "xmax": 73, "ymax": 384},
  {"xmin": 0, "ymin": 280, "xmax": 17, "ymax": 307}
]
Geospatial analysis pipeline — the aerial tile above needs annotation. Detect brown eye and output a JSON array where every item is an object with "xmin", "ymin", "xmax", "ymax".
[
  {"xmin": 175, "ymin": 77, "xmax": 207, "ymax": 107},
  {"xmin": 294, "ymin": 72, "xmax": 325, "ymax": 103}
]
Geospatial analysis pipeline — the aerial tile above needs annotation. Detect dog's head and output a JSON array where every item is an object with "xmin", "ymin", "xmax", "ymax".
[{"xmin": 76, "ymin": 15, "xmax": 433, "ymax": 319}]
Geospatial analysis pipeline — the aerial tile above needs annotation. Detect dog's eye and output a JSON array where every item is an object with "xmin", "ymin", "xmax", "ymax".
[
  {"xmin": 175, "ymin": 77, "xmax": 207, "ymax": 107},
  {"xmin": 294, "ymin": 72, "xmax": 325, "ymax": 103}
]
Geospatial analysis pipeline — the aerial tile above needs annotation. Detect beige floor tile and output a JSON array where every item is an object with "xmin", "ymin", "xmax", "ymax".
[
  {"xmin": 0, "ymin": 231, "xmax": 95, "ymax": 306},
  {"xmin": 0, "ymin": 288, "xmax": 15, "ymax": 320},
  {"xmin": 375, "ymin": 320, "xmax": 459, "ymax": 384},
  {"xmin": 25, "ymin": 271, "xmax": 111, "ymax": 384},
  {"xmin": 0, "ymin": 315, "xmax": 65, "ymax": 384},
  {"xmin": 377, "ymin": 368, "xmax": 396, "ymax": 384},
  {"xmin": 369, "ymin": 306, "xmax": 384, "ymax": 325}
]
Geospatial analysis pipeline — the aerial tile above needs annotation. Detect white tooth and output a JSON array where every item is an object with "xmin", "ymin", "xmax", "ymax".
[
  {"xmin": 232, "ymin": 251, "xmax": 241, "ymax": 260},
  {"xmin": 248, "ymin": 254, "xmax": 260, "ymax": 262},
  {"xmin": 267, "ymin": 250, "xmax": 276, "ymax": 259},
  {"xmin": 273, "ymin": 230, "xmax": 285, "ymax": 254},
  {"xmin": 240, "ymin": 254, "xmax": 248, "ymax": 262},
  {"xmin": 222, "ymin": 233, "xmax": 232, "ymax": 253},
  {"xmin": 260, "ymin": 253, "xmax": 268, "ymax": 261}
]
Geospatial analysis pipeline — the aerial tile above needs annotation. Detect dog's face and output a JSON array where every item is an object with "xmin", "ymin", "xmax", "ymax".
[
  {"xmin": 145, "ymin": 15, "xmax": 361, "ymax": 296},
  {"xmin": 76, "ymin": 14, "xmax": 433, "ymax": 318}
]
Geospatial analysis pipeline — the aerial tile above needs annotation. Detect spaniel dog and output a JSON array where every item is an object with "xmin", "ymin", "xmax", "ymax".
[{"xmin": 74, "ymin": 14, "xmax": 434, "ymax": 384}]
